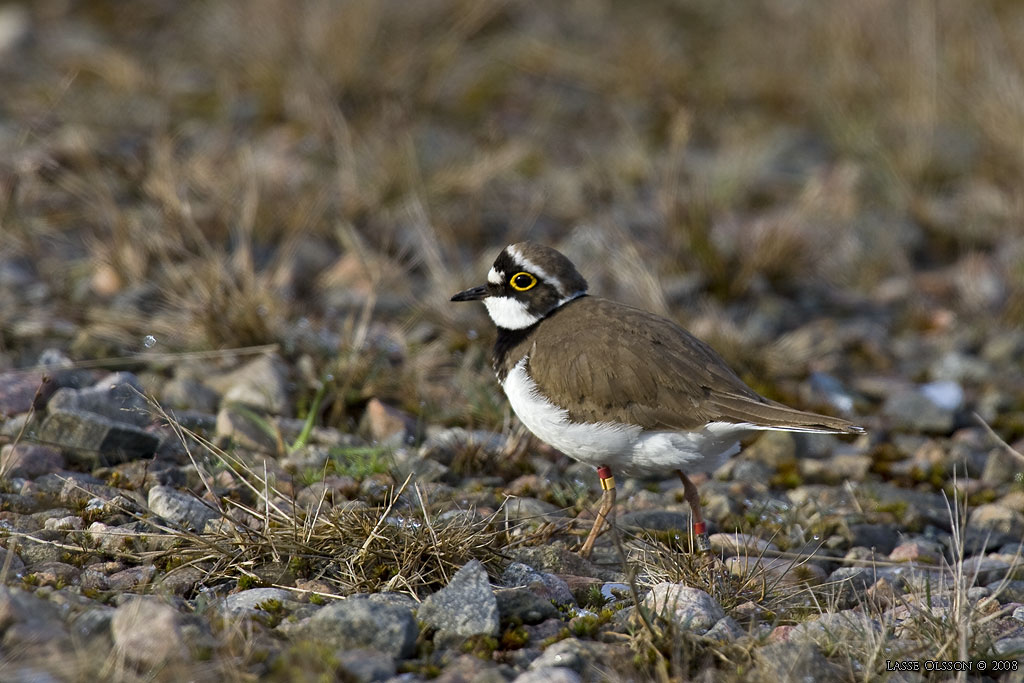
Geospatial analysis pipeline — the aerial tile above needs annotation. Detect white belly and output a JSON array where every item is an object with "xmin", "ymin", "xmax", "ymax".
[{"xmin": 501, "ymin": 357, "xmax": 744, "ymax": 477}]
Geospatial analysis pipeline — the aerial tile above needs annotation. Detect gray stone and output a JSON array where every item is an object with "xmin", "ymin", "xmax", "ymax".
[
  {"xmin": 26, "ymin": 561, "xmax": 80, "ymax": 587},
  {"xmin": 882, "ymin": 385, "xmax": 959, "ymax": 434},
  {"xmin": 514, "ymin": 668, "xmax": 582, "ymax": 683},
  {"xmin": 705, "ymin": 615, "xmax": 745, "ymax": 642},
  {"xmin": 753, "ymin": 642, "xmax": 838, "ymax": 682},
  {"xmin": 111, "ymin": 597, "xmax": 187, "ymax": 667},
  {"xmin": 727, "ymin": 458, "xmax": 775, "ymax": 484},
  {"xmin": 38, "ymin": 410, "xmax": 159, "ymax": 463},
  {"xmin": 336, "ymin": 648, "xmax": 397, "ymax": 682},
  {"xmin": 641, "ymin": 584, "xmax": 725, "ymax": 635},
  {"xmin": 994, "ymin": 636, "xmax": 1024, "ymax": 656},
  {"xmin": 59, "ymin": 478, "xmax": 125, "ymax": 507},
  {"xmin": 70, "ymin": 607, "xmax": 115, "ymax": 641},
  {"xmin": 0, "ymin": 370, "xmax": 47, "ymax": 417},
  {"xmin": 847, "ymin": 523, "xmax": 900, "ymax": 554},
  {"xmin": 0, "ymin": 585, "xmax": 61, "ymax": 631},
  {"xmin": 48, "ymin": 372, "xmax": 150, "ymax": 426},
  {"xmin": 0, "ymin": 444, "xmax": 64, "ymax": 479},
  {"xmin": 418, "ymin": 559, "xmax": 499, "ymax": 643},
  {"xmin": 859, "ymin": 482, "xmax": 953, "ymax": 530},
  {"xmin": 501, "ymin": 562, "xmax": 576, "ymax": 605},
  {"xmin": 503, "ymin": 497, "xmax": 564, "ymax": 524},
  {"xmin": 528, "ymin": 637, "xmax": 588, "ymax": 672},
  {"xmin": 107, "ymin": 564, "xmax": 157, "ymax": 591},
  {"xmin": 788, "ymin": 610, "xmax": 881, "ymax": 644},
  {"xmin": 0, "ymin": 546, "xmax": 25, "ymax": 575},
  {"xmin": 215, "ymin": 405, "xmax": 280, "ymax": 453},
  {"xmin": 219, "ymin": 587, "xmax": 296, "ymax": 617},
  {"xmin": 969, "ymin": 503, "xmax": 1024, "ymax": 536},
  {"xmin": 495, "ymin": 587, "xmax": 561, "ymax": 624},
  {"xmin": 297, "ymin": 599, "xmax": 417, "ymax": 658},
  {"xmin": 962, "ymin": 556, "xmax": 1015, "ymax": 586},
  {"xmin": 148, "ymin": 485, "xmax": 219, "ymax": 530},
  {"xmin": 992, "ymin": 580, "xmax": 1024, "ymax": 604},
  {"xmin": 161, "ymin": 376, "xmax": 220, "ymax": 413},
  {"xmin": 207, "ymin": 354, "xmax": 290, "ymax": 414},
  {"xmin": 420, "ymin": 427, "xmax": 507, "ymax": 466}
]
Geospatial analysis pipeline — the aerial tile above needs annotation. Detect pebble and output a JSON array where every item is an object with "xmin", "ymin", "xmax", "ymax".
[
  {"xmin": 289, "ymin": 598, "xmax": 418, "ymax": 659},
  {"xmin": 111, "ymin": 597, "xmax": 188, "ymax": 667},
  {"xmin": 501, "ymin": 562, "xmax": 576, "ymax": 605},
  {"xmin": 0, "ymin": 444, "xmax": 65, "ymax": 479},
  {"xmin": 209, "ymin": 354, "xmax": 291, "ymax": 414},
  {"xmin": 48, "ymin": 372, "xmax": 151, "ymax": 427},
  {"xmin": 148, "ymin": 485, "xmax": 219, "ymax": 530},
  {"xmin": 38, "ymin": 409, "xmax": 160, "ymax": 464},
  {"xmin": 881, "ymin": 384, "xmax": 960, "ymax": 433},
  {"xmin": 417, "ymin": 559, "xmax": 499, "ymax": 645},
  {"xmin": 641, "ymin": 584, "xmax": 725, "ymax": 635},
  {"xmin": 219, "ymin": 587, "xmax": 297, "ymax": 617},
  {"xmin": 495, "ymin": 586, "xmax": 561, "ymax": 624}
]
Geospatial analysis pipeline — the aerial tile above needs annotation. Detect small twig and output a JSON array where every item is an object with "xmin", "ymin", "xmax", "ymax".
[{"xmin": 974, "ymin": 411, "xmax": 1024, "ymax": 464}]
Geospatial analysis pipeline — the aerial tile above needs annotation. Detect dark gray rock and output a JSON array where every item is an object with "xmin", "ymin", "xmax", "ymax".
[
  {"xmin": 847, "ymin": 523, "xmax": 900, "ymax": 554},
  {"xmin": 495, "ymin": 587, "xmax": 561, "ymax": 625},
  {"xmin": 501, "ymin": 562, "xmax": 576, "ymax": 605},
  {"xmin": 38, "ymin": 409, "xmax": 159, "ymax": 463},
  {"xmin": 335, "ymin": 648, "xmax": 397, "ymax": 683},
  {"xmin": 991, "ymin": 580, "xmax": 1024, "ymax": 604},
  {"xmin": 418, "ymin": 559, "xmax": 499, "ymax": 644},
  {"xmin": 0, "ymin": 547, "xmax": 25, "ymax": 575},
  {"xmin": 0, "ymin": 444, "xmax": 65, "ymax": 479},
  {"xmin": 148, "ymin": 485, "xmax": 219, "ymax": 530},
  {"xmin": 107, "ymin": 564, "xmax": 157, "ymax": 591},
  {"xmin": 48, "ymin": 372, "xmax": 151, "ymax": 427},
  {"xmin": 294, "ymin": 599, "xmax": 417, "ymax": 659},
  {"xmin": 161, "ymin": 376, "xmax": 220, "ymax": 414},
  {"xmin": 70, "ymin": 607, "xmax": 115, "ymax": 642}
]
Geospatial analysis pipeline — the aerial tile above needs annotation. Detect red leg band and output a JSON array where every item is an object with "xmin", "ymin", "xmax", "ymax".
[
  {"xmin": 597, "ymin": 465, "xmax": 613, "ymax": 480},
  {"xmin": 693, "ymin": 521, "xmax": 706, "ymax": 535}
]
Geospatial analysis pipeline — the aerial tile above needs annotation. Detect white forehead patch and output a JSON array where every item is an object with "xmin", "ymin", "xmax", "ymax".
[
  {"xmin": 505, "ymin": 245, "xmax": 558, "ymax": 293},
  {"xmin": 483, "ymin": 296, "xmax": 542, "ymax": 330},
  {"xmin": 487, "ymin": 267, "xmax": 503, "ymax": 285}
]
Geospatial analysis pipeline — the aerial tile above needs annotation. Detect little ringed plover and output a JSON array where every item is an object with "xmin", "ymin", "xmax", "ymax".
[{"xmin": 452, "ymin": 242, "xmax": 864, "ymax": 557}]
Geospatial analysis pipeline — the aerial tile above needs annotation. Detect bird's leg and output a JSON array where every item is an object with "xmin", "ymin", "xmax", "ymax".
[
  {"xmin": 677, "ymin": 470, "xmax": 711, "ymax": 554},
  {"xmin": 579, "ymin": 465, "xmax": 616, "ymax": 558}
]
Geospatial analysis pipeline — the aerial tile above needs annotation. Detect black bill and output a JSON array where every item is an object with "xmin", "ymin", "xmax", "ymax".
[{"xmin": 450, "ymin": 284, "xmax": 489, "ymax": 302}]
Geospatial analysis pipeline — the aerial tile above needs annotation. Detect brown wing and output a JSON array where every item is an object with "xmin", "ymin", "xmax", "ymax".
[{"xmin": 527, "ymin": 297, "xmax": 862, "ymax": 434}]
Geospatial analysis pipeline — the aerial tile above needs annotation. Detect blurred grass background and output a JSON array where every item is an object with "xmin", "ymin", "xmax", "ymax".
[{"xmin": 1, "ymin": 0, "xmax": 1022, "ymax": 429}]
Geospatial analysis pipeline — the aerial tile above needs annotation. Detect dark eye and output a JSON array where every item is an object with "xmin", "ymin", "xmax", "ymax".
[{"xmin": 510, "ymin": 272, "xmax": 537, "ymax": 291}]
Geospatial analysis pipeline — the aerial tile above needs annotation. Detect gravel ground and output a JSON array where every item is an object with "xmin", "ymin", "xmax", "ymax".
[{"xmin": 2, "ymin": 2, "xmax": 1024, "ymax": 681}]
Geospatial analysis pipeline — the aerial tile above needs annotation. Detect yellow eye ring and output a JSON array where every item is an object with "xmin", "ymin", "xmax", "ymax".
[{"xmin": 510, "ymin": 272, "xmax": 537, "ymax": 291}]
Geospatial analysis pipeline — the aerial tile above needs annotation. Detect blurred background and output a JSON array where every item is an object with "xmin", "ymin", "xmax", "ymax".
[{"xmin": 1, "ymin": 0, "xmax": 1022, "ymax": 433}]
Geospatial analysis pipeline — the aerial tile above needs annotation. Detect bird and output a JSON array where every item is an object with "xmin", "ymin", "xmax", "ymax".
[{"xmin": 452, "ymin": 242, "xmax": 864, "ymax": 558}]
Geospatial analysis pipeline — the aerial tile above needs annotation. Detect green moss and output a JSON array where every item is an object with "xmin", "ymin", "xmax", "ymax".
[
  {"xmin": 460, "ymin": 634, "xmax": 499, "ymax": 659},
  {"xmin": 569, "ymin": 608, "xmax": 614, "ymax": 638},
  {"xmin": 500, "ymin": 625, "xmax": 530, "ymax": 650},
  {"xmin": 237, "ymin": 574, "xmax": 263, "ymax": 590}
]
